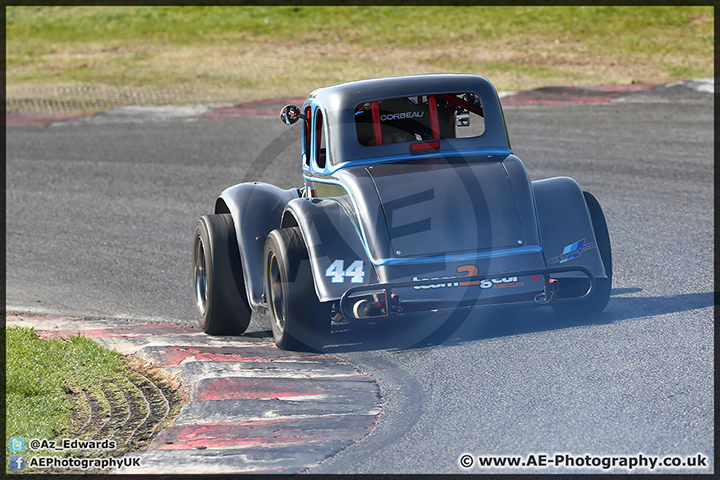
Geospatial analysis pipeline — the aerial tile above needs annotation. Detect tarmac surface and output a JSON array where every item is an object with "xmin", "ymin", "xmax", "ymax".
[{"xmin": 5, "ymin": 78, "xmax": 714, "ymax": 474}]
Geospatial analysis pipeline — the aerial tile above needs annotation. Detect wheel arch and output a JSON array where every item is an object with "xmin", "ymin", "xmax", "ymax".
[
  {"xmin": 282, "ymin": 197, "xmax": 378, "ymax": 303},
  {"xmin": 215, "ymin": 197, "xmax": 231, "ymax": 215},
  {"xmin": 532, "ymin": 176, "xmax": 609, "ymax": 279},
  {"xmin": 216, "ymin": 182, "xmax": 300, "ymax": 309},
  {"xmin": 280, "ymin": 209, "xmax": 300, "ymax": 228}
]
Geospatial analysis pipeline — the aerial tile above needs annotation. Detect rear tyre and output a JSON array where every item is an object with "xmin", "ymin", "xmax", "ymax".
[
  {"xmin": 193, "ymin": 214, "xmax": 252, "ymax": 335},
  {"xmin": 551, "ymin": 191, "xmax": 612, "ymax": 316},
  {"xmin": 264, "ymin": 227, "xmax": 330, "ymax": 351}
]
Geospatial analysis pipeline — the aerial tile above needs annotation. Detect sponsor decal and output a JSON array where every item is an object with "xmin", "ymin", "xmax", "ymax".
[
  {"xmin": 412, "ymin": 264, "xmax": 523, "ymax": 290},
  {"xmin": 381, "ymin": 111, "xmax": 425, "ymax": 121},
  {"xmin": 492, "ymin": 282, "xmax": 525, "ymax": 289},
  {"xmin": 548, "ymin": 238, "xmax": 597, "ymax": 264}
]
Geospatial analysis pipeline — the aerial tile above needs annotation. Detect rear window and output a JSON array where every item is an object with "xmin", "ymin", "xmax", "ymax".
[{"xmin": 354, "ymin": 92, "xmax": 485, "ymax": 146}]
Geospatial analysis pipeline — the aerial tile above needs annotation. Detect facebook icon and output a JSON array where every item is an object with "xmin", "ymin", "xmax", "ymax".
[{"xmin": 9, "ymin": 455, "xmax": 25, "ymax": 470}]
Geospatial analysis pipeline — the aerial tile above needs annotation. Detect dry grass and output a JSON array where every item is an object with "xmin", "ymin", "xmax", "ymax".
[{"xmin": 6, "ymin": 6, "xmax": 714, "ymax": 114}]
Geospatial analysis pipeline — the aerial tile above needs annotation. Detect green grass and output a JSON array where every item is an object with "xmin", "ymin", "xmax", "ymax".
[
  {"xmin": 5, "ymin": 6, "xmax": 714, "ymax": 113},
  {"xmin": 5, "ymin": 324, "xmax": 188, "ymax": 474},
  {"xmin": 6, "ymin": 327, "xmax": 125, "ymax": 443},
  {"xmin": 5, "ymin": 6, "xmax": 713, "ymax": 50}
]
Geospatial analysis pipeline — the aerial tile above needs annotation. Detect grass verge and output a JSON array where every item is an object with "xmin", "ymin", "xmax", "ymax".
[
  {"xmin": 5, "ymin": 6, "xmax": 714, "ymax": 114},
  {"xmin": 5, "ymin": 325, "xmax": 186, "ymax": 474}
]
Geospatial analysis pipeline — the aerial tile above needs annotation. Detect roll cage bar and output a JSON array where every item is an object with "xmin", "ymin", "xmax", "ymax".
[{"xmin": 364, "ymin": 93, "xmax": 485, "ymax": 146}]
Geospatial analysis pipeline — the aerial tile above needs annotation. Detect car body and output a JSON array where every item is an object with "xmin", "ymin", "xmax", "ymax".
[{"xmin": 193, "ymin": 74, "xmax": 612, "ymax": 350}]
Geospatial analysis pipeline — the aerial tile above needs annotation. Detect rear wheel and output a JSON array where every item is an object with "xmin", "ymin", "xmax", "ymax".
[
  {"xmin": 193, "ymin": 214, "xmax": 252, "ymax": 335},
  {"xmin": 264, "ymin": 227, "xmax": 330, "ymax": 351},
  {"xmin": 551, "ymin": 191, "xmax": 612, "ymax": 316}
]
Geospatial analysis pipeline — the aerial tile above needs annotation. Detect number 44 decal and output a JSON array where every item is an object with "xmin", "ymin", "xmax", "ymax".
[{"xmin": 325, "ymin": 259, "xmax": 365, "ymax": 284}]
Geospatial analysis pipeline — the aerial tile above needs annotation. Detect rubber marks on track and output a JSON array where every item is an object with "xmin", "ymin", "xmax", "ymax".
[
  {"xmin": 5, "ymin": 314, "xmax": 381, "ymax": 474},
  {"xmin": 5, "ymin": 112, "xmax": 95, "ymax": 127},
  {"xmin": 501, "ymin": 83, "xmax": 663, "ymax": 106},
  {"xmin": 200, "ymin": 97, "xmax": 307, "ymax": 118},
  {"xmin": 6, "ymin": 79, "xmax": 713, "ymax": 127}
]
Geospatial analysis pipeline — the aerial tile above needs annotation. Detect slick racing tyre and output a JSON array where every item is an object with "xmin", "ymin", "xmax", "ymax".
[
  {"xmin": 264, "ymin": 227, "xmax": 330, "ymax": 351},
  {"xmin": 551, "ymin": 191, "xmax": 612, "ymax": 316},
  {"xmin": 193, "ymin": 214, "xmax": 252, "ymax": 335}
]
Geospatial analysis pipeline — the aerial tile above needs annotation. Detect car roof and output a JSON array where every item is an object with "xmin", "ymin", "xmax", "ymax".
[
  {"xmin": 309, "ymin": 74, "xmax": 493, "ymax": 105},
  {"xmin": 302, "ymin": 74, "xmax": 512, "ymax": 170}
]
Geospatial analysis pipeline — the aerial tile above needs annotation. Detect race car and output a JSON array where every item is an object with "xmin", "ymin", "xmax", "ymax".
[{"xmin": 192, "ymin": 74, "xmax": 612, "ymax": 351}]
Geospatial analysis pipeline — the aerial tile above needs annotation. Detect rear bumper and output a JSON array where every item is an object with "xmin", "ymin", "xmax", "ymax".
[{"xmin": 338, "ymin": 265, "xmax": 595, "ymax": 321}]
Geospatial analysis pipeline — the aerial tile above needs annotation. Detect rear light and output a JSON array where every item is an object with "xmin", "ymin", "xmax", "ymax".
[{"xmin": 410, "ymin": 140, "xmax": 440, "ymax": 153}]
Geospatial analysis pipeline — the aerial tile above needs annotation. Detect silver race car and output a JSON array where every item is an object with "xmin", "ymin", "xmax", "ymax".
[{"xmin": 193, "ymin": 74, "xmax": 611, "ymax": 350}]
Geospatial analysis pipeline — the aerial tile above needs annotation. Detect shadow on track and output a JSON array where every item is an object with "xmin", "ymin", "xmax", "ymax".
[{"xmin": 317, "ymin": 290, "xmax": 714, "ymax": 353}]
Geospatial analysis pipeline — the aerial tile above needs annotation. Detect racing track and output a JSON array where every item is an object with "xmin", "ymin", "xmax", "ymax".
[{"xmin": 5, "ymin": 82, "xmax": 713, "ymax": 474}]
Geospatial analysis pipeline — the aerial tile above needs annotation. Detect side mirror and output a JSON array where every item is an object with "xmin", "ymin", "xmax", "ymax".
[{"xmin": 280, "ymin": 104, "xmax": 303, "ymax": 125}]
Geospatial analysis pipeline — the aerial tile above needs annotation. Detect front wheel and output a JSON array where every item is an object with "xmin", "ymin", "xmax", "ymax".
[
  {"xmin": 264, "ymin": 227, "xmax": 330, "ymax": 351},
  {"xmin": 551, "ymin": 191, "xmax": 612, "ymax": 316},
  {"xmin": 193, "ymin": 214, "xmax": 252, "ymax": 335}
]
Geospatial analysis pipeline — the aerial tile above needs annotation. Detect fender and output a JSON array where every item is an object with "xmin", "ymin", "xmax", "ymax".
[
  {"xmin": 532, "ymin": 177, "xmax": 607, "ymax": 279},
  {"xmin": 216, "ymin": 182, "xmax": 299, "ymax": 309},
  {"xmin": 502, "ymin": 155, "xmax": 541, "ymax": 246},
  {"xmin": 282, "ymin": 197, "xmax": 379, "ymax": 302}
]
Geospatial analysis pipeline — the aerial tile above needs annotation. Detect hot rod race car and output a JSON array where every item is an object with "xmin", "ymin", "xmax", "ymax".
[{"xmin": 193, "ymin": 74, "xmax": 611, "ymax": 351}]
